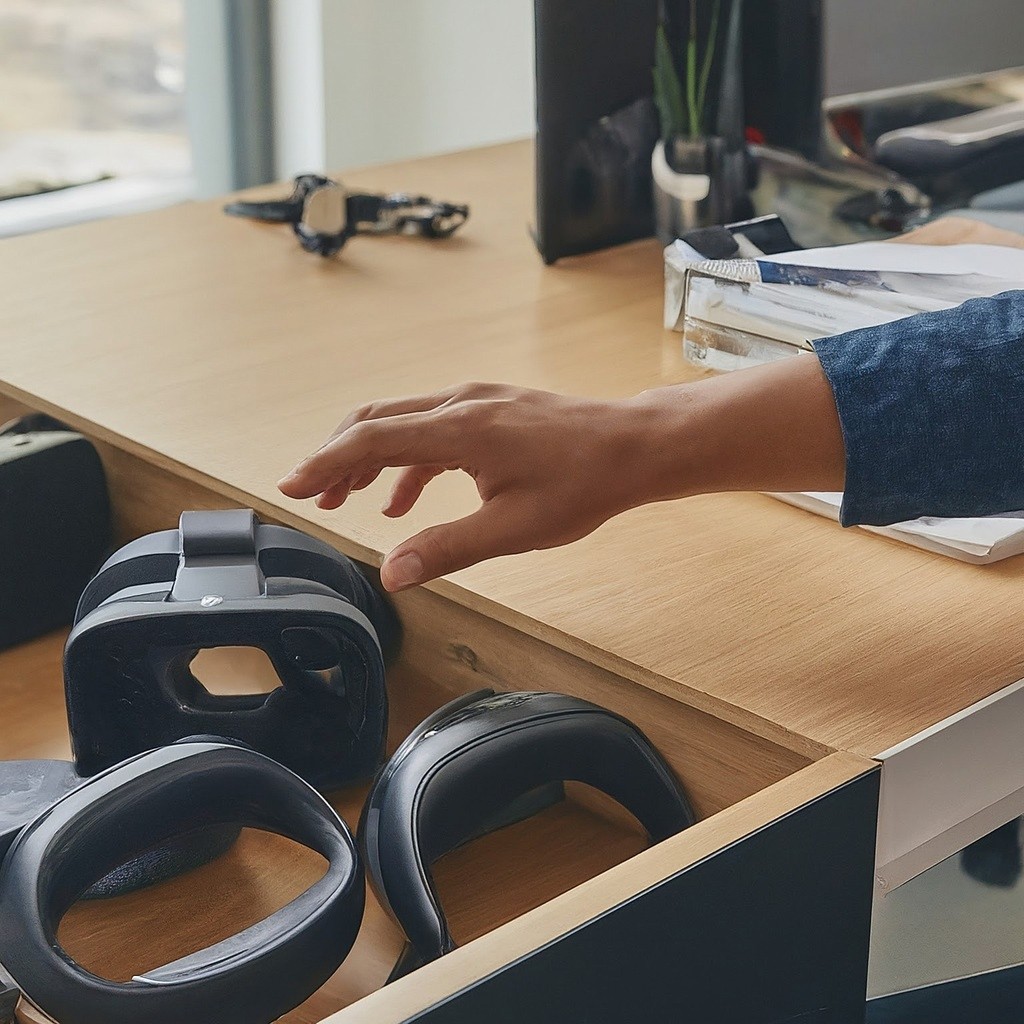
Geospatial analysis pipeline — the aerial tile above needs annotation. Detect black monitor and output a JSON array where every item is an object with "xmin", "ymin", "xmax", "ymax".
[{"xmin": 534, "ymin": 0, "xmax": 1024, "ymax": 262}]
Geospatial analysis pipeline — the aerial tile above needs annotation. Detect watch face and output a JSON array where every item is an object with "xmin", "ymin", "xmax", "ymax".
[{"xmin": 301, "ymin": 181, "xmax": 347, "ymax": 237}]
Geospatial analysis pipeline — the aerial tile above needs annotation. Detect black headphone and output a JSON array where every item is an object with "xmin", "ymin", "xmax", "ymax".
[
  {"xmin": 223, "ymin": 174, "xmax": 469, "ymax": 257},
  {"xmin": 359, "ymin": 689, "xmax": 696, "ymax": 977},
  {"xmin": 0, "ymin": 740, "xmax": 364, "ymax": 1024},
  {"xmin": 64, "ymin": 509, "xmax": 399, "ymax": 789}
]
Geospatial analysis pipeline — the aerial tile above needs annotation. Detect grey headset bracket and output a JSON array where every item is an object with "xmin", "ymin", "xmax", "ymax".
[{"xmin": 171, "ymin": 510, "xmax": 264, "ymax": 603}]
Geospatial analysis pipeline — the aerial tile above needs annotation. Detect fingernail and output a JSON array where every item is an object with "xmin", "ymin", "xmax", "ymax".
[{"xmin": 384, "ymin": 551, "xmax": 424, "ymax": 589}]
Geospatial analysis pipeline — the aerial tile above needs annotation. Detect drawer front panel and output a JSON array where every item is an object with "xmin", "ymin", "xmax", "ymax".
[{"xmin": 875, "ymin": 676, "xmax": 1024, "ymax": 893}]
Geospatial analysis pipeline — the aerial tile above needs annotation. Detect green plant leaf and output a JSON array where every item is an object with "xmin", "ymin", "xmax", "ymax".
[
  {"xmin": 696, "ymin": 0, "xmax": 722, "ymax": 136},
  {"xmin": 653, "ymin": 22, "xmax": 687, "ymax": 139}
]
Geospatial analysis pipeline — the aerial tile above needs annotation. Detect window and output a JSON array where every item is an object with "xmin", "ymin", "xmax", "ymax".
[{"xmin": 0, "ymin": 0, "xmax": 193, "ymax": 232}]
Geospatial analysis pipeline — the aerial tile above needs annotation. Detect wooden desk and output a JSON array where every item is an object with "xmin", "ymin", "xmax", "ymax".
[
  {"xmin": 0, "ymin": 139, "xmax": 1019, "ymax": 1023},
  {"xmin": 3, "ymin": 140, "xmax": 1023, "ymax": 762}
]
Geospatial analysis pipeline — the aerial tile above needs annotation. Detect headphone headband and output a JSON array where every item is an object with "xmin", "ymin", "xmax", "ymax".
[{"xmin": 0, "ymin": 741, "xmax": 363, "ymax": 1024}]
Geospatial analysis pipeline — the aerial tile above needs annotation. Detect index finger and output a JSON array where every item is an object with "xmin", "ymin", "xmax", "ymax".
[{"xmin": 277, "ymin": 410, "xmax": 464, "ymax": 499}]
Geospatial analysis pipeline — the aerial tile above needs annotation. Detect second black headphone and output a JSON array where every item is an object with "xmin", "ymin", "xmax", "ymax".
[
  {"xmin": 64, "ymin": 509, "xmax": 399, "ymax": 790},
  {"xmin": 359, "ymin": 689, "xmax": 696, "ymax": 978}
]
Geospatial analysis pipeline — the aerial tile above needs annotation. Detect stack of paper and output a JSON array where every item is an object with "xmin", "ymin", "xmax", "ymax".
[{"xmin": 665, "ymin": 240, "xmax": 1024, "ymax": 372}]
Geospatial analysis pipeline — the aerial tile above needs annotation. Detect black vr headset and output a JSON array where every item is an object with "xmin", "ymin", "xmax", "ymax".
[
  {"xmin": 64, "ymin": 509, "xmax": 399, "ymax": 790},
  {"xmin": 359, "ymin": 689, "xmax": 696, "ymax": 977}
]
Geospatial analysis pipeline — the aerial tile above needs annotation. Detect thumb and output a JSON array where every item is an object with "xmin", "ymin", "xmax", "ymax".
[{"xmin": 380, "ymin": 500, "xmax": 525, "ymax": 591}]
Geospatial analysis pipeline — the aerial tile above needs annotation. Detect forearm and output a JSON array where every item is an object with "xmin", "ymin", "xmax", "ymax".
[
  {"xmin": 643, "ymin": 289, "xmax": 1024, "ymax": 527},
  {"xmin": 631, "ymin": 353, "xmax": 845, "ymax": 504},
  {"xmin": 813, "ymin": 290, "xmax": 1024, "ymax": 525}
]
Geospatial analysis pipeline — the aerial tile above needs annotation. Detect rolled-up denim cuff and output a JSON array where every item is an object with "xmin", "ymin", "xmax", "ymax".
[{"xmin": 811, "ymin": 290, "xmax": 1024, "ymax": 527}]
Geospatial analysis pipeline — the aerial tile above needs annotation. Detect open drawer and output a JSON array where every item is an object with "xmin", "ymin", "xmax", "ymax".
[
  {"xmin": 0, "ymin": 424, "xmax": 881, "ymax": 1024},
  {"xmin": 7, "ymin": 611, "xmax": 878, "ymax": 1024}
]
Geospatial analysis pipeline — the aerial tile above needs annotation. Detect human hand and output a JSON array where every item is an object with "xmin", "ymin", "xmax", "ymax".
[
  {"xmin": 278, "ymin": 359, "xmax": 845, "ymax": 592},
  {"xmin": 277, "ymin": 382, "xmax": 685, "ymax": 591}
]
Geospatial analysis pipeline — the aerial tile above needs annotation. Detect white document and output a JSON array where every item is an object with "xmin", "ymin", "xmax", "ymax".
[
  {"xmin": 763, "ymin": 242, "xmax": 1024, "ymax": 279},
  {"xmin": 774, "ymin": 492, "xmax": 1024, "ymax": 564},
  {"xmin": 684, "ymin": 275, "xmax": 952, "ymax": 348}
]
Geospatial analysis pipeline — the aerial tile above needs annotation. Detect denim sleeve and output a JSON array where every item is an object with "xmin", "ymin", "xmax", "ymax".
[{"xmin": 811, "ymin": 290, "xmax": 1024, "ymax": 527}]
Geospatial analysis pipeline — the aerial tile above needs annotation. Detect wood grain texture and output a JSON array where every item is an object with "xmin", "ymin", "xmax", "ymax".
[
  {"xmin": 27, "ymin": 428, "xmax": 814, "ymax": 809},
  {"xmin": 1, "ymin": 141, "xmax": 1018, "ymax": 761},
  {"xmin": 29, "ymin": 422, "xmax": 820, "ymax": 805},
  {"xmin": 0, "ymin": 394, "xmax": 28, "ymax": 423},
  {"xmin": 388, "ymin": 583, "xmax": 815, "ymax": 816},
  {"xmin": 1, "ymin": 423, "xmax": 809, "ymax": 806},
  {"xmin": 0, "ymin": 630, "xmax": 73, "ymax": 761}
]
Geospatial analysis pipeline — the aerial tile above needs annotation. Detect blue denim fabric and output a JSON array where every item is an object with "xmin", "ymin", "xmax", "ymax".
[{"xmin": 811, "ymin": 290, "xmax": 1024, "ymax": 527}]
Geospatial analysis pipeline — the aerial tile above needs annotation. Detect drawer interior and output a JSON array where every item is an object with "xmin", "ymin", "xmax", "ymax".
[
  {"xmin": 3, "ymin": 624, "xmax": 816, "ymax": 1024},
  {"xmin": 0, "ymin": 409, "xmax": 829, "ymax": 1023}
]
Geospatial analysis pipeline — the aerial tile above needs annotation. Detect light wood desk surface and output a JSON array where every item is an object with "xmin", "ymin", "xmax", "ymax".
[{"xmin": 1, "ymin": 140, "xmax": 1022, "ymax": 761}]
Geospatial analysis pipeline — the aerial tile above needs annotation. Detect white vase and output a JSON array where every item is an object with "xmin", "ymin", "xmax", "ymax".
[{"xmin": 652, "ymin": 136, "xmax": 753, "ymax": 242}]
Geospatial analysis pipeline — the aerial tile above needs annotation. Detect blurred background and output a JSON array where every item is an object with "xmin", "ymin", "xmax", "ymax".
[{"xmin": 0, "ymin": 0, "xmax": 535, "ymax": 235}]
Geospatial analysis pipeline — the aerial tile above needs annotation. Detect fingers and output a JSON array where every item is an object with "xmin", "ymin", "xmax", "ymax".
[
  {"xmin": 316, "ymin": 389, "xmax": 457, "ymax": 451},
  {"xmin": 278, "ymin": 410, "xmax": 463, "ymax": 499},
  {"xmin": 313, "ymin": 477, "xmax": 352, "ymax": 510},
  {"xmin": 314, "ymin": 477, "xmax": 354, "ymax": 510},
  {"xmin": 379, "ymin": 497, "xmax": 531, "ymax": 591},
  {"xmin": 313, "ymin": 467, "xmax": 384, "ymax": 510},
  {"xmin": 382, "ymin": 465, "xmax": 445, "ymax": 517},
  {"xmin": 280, "ymin": 383, "xmax": 511, "ymax": 502},
  {"xmin": 316, "ymin": 462, "xmax": 445, "ymax": 513},
  {"xmin": 280, "ymin": 392, "xmax": 455, "ymax": 504}
]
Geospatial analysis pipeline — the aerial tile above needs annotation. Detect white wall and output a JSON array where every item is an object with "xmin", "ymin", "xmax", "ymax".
[
  {"xmin": 184, "ymin": 0, "xmax": 235, "ymax": 194},
  {"xmin": 271, "ymin": 0, "xmax": 326, "ymax": 178},
  {"xmin": 273, "ymin": 0, "xmax": 535, "ymax": 177}
]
